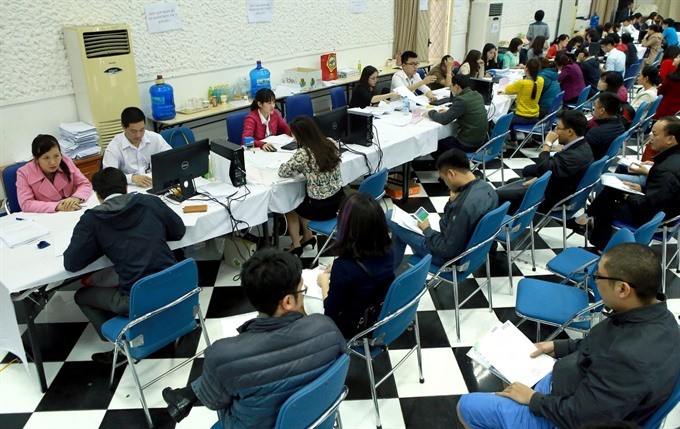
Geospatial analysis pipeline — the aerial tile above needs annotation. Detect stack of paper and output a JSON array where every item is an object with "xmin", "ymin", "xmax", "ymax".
[
  {"xmin": 0, "ymin": 219, "xmax": 50, "ymax": 248},
  {"xmin": 59, "ymin": 122, "xmax": 100, "ymax": 160},
  {"xmin": 391, "ymin": 205, "xmax": 423, "ymax": 235},
  {"xmin": 601, "ymin": 174, "xmax": 645, "ymax": 195},
  {"xmin": 617, "ymin": 157, "xmax": 652, "ymax": 173}
]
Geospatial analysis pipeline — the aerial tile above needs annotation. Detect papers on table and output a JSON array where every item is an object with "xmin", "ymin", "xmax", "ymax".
[
  {"xmin": 0, "ymin": 218, "xmax": 50, "ymax": 248},
  {"xmin": 59, "ymin": 122, "xmax": 100, "ymax": 160},
  {"xmin": 391, "ymin": 205, "xmax": 423, "ymax": 235},
  {"xmin": 393, "ymin": 85, "xmax": 428, "ymax": 106},
  {"xmin": 431, "ymin": 87, "xmax": 451, "ymax": 100},
  {"xmin": 262, "ymin": 134, "xmax": 295, "ymax": 147},
  {"xmin": 601, "ymin": 173, "xmax": 645, "ymax": 195},
  {"xmin": 617, "ymin": 157, "xmax": 652, "ymax": 173},
  {"xmin": 198, "ymin": 181, "xmax": 239, "ymax": 199},
  {"xmin": 467, "ymin": 321, "xmax": 556, "ymax": 386}
]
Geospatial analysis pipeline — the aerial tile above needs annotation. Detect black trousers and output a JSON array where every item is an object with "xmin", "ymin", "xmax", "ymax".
[
  {"xmin": 74, "ymin": 287, "xmax": 130, "ymax": 341},
  {"xmin": 495, "ymin": 179, "xmax": 528, "ymax": 215},
  {"xmin": 587, "ymin": 188, "xmax": 640, "ymax": 251}
]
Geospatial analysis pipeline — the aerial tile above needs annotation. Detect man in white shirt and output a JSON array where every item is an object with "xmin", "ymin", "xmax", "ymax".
[
  {"xmin": 391, "ymin": 51, "xmax": 437, "ymax": 101},
  {"xmin": 600, "ymin": 37, "xmax": 626, "ymax": 74},
  {"xmin": 102, "ymin": 107, "xmax": 172, "ymax": 187}
]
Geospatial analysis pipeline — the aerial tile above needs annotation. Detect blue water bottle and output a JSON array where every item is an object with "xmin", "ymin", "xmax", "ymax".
[
  {"xmin": 249, "ymin": 61, "xmax": 271, "ymax": 98},
  {"xmin": 590, "ymin": 13, "xmax": 599, "ymax": 29},
  {"xmin": 149, "ymin": 75, "xmax": 175, "ymax": 120}
]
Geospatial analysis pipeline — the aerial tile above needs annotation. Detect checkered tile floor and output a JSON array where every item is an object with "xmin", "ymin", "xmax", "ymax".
[{"xmin": 1, "ymin": 146, "xmax": 679, "ymax": 429}]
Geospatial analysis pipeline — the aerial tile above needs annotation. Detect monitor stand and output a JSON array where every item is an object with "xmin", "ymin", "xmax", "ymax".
[{"xmin": 168, "ymin": 176, "xmax": 196, "ymax": 202}]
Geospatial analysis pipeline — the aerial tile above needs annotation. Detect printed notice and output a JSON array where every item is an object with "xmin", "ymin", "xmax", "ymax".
[
  {"xmin": 145, "ymin": 2, "xmax": 183, "ymax": 34},
  {"xmin": 419, "ymin": 0, "xmax": 428, "ymax": 11},
  {"xmin": 349, "ymin": 0, "xmax": 366, "ymax": 13},
  {"xmin": 247, "ymin": 0, "xmax": 274, "ymax": 23}
]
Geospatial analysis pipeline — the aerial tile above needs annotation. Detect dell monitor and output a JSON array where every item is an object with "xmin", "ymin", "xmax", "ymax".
[
  {"xmin": 148, "ymin": 138, "xmax": 210, "ymax": 201},
  {"xmin": 314, "ymin": 107, "xmax": 348, "ymax": 140},
  {"xmin": 468, "ymin": 77, "xmax": 494, "ymax": 105}
]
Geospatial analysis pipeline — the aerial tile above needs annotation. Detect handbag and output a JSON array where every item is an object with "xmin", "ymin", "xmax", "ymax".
[{"xmin": 353, "ymin": 260, "xmax": 390, "ymax": 333}]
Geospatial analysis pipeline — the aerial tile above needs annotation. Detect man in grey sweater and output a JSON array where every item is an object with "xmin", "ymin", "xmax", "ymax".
[{"xmin": 526, "ymin": 10, "xmax": 550, "ymax": 42}]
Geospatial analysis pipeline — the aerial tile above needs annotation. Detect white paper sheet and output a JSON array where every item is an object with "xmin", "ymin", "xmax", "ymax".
[
  {"xmin": 0, "ymin": 219, "xmax": 50, "ymax": 248},
  {"xmin": 220, "ymin": 312, "xmax": 259, "ymax": 338},
  {"xmin": 394, "ymin": 85, "xmax": 428, "ymax": 106},
  {"xmin": 617, "ymin": 157, "xmax": 652, "ymax": 173},
  {"xmin": 391, "ymin": 205, "xmax": 423, "ymax": 235},
  {"xmin": 302, "ymin": 267, "xmax": 325, "ymax": 300},
  {"xmin": 262, "ymin": 134, "xmax": 295, "ymax": 146},
  {"xmin": 601, "ymin": 173, "xmax": 645, "ymax": 195}
]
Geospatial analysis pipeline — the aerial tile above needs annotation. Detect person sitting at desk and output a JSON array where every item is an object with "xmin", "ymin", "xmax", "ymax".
[
  {"xmin": 458, "ymin": 50, "xmax": 485, "ymax": 79},
  {"xmin": 575, "ymin": 48, "xmax": 602, "ymax": 98},
  {"xmin": 502, "ymin": 38, "xmax": 524, "ymax": 68},
  {"xmin": 386, "ymin": 149, "xmax": 498, "ymax": 270},
  {"xmin": 16, "ymin": 134, "xmax": 92, "ymax": 213},
  {"xmin": 423, "ymin": 74, "xmax": 488, "ymax": 158},
  {"xmin": 556, "ymin": 54, "xmax": 586, "ymax": 104},
  {"xmin": 659, "ymin": 45, "xmax": 680, "ymax": 80},
  {"xmin": 527, "ymin": 36, "xmax": 547, "ymax": 61},
  {"xmin": 620, "ymin": 33, "xmax": 638, "ymax": 69},
  {"xmin": 348, "ymin": 66, "xmax": 398, "ymax": 133},
  {"xmin": 391, "ymin": 50, "xmax": 437, "ymax": 101},
  {"xmin": 565, "ymin": 35, "xmax": 584, "ymax": 54},
  {"xmin": 585, "ymin": 92, "xmax": 626, "ymax": 161},
  {"xmin": 64, "ymin": 167, "xmax": 185, "ymax": 363},
  {"xmin": 641, "ymin": 25, "xmax": 663, "ymax": 67},
  {"xmin": 278, "ymin": 116, "xmax": 344, "ymax": 257},
  {"xmin": 483, "ymin": 43, "xmax": 502, "ymax": 73},
  {"xmin": 162, "ymin": 248, "xmax": 346, "ymax": 427},
  {"xmin": 102, "ymin": 106, "xmax": 172, "ymax": 188},
  {"xmin": 457, "ymin": 242, "xmax": 680, "ymax": 429},
  {"xmin": 242, "ymin": 88, "xmax": 291, "ymax": 152},
  {"xmin": 499, "ymin": 58, "xmax": 544, "ymax": 142},
  {"xmin": 316, "ymin": 192, "xmax": 394, "ymax": 338},
  {"xmin": 630, "ymin": 66, "xmax": 660, "ymax": 111},
  {"xmin": 597, "ymin": 71, "xmax": 628, "ymax": 104},
  {"xmin": 662, "ymin": 18, "xmax": 679, "ymax": 47},
  {"xmin": 537, "ymin": 58, "xmax": 560, "ymax": 117},
  {"xmin": 427, "ymin": 55, "xmax": 455, "ymax": 90},
  {"xmin": 546, "ymin": 34, "xmax": 569, "ymax": 60},
  {"xmin": 601, "ymin": 37, "xmax": 626, "ymax": 74}
]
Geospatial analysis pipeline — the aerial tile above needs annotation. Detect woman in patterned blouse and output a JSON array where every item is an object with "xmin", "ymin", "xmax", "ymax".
[{"xmin": 278, "ymin": 116, "xmax": 344, "ymax": 256}]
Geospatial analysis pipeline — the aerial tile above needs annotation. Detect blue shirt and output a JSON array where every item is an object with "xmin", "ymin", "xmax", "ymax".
[{"xmin": 662, "ymin": 27, "xmax": 679, "ymax": 47}]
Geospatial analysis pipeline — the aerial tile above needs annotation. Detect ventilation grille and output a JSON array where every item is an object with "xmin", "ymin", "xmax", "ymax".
[
  {"xmin": 96, "ymin": 119, "xmax": 123, "ymax": 151},
  {"xmin": 489, "ymin": 3, "xmax": 503, "ymax": 17},
  {"xmin": 83, "ymin": 30, "xmax": 130, "ymax": 59}
]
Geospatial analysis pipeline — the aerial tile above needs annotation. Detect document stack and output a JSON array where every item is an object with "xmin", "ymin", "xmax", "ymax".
[{"xmin": 59, "ymin": 122, "xmax": 101, "ymax": 160}]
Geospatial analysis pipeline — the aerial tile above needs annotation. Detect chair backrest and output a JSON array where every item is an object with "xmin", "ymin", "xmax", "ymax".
[
  {"xmin": 286, "ymin": 94, "xmax": 314, "ymax": 123},
  {"xmin": 126, "ymin": 258, "xmax": 200, "ymax": 360},
  {"xmin": 160, "ymin": 126, "xmax": 195, "ymax": 149},
  {"xmin": 633, "ymin": 211, "xmax": 666, "ymax": 245},
  {"xmin": 458, "ymin": 202, "xmax": 511, "ymax": 278},
  {"xmin": 602, "ymin": 130, "xmax": 630, "ymax": 173},
  {"xmin": 642, "ymin": 373, "xmax": 680, "ymax": 429},
  {"xmin": 623, "ymin": 76, "xmax": 636, "ymax": 92},
  {"xmin": 2, "ymin": 161, "xmax": 27, "ymax": 214},
  {"xmin": 227, "ymin": 110, "xmax": 249, "ymax": 144},
  {"xmin": 587, "ymin": 228, "xmax": 636, "ymax": 303},
  {"xmin": 357, "ymin": 168, "xmax": 388, "ymax": 200},
  {"xmin": 372, "ymin": 254, "xmax": 432, "ymax": 346},
  {"xmin": 509, "ymin": 172, "xmax": 552, "ymax": 236},
  {"xmin": 630, "ymin": 101, "xmax": 649, "ymax": 130},
  {"xmin": 549, "ymin": 91, "xmax": 565, "ymax": 122},
  {"xmin": 416, "ymin": 68, "xmax": 426, "ymax": 79},
  {"xmin": 564, "ymin": 157, "xmax": 608, "ymax": 212},
  {"xmin": 572, "ymin": 86, "xmax": 591, "ymax": 110},
  {"xmin": 489, "ymin": 112, "xmax": 514, "ymax": 141},
  {"xmin": 330, "ymin": 87, "xmax": 347, "ymax": 110},
  {"xmin": 479, "ymin": 112, "xmax": 514, "ymax": 161},
  {"xmin": 624, "ymin": 60, "xmax": 642, "ymax": 80},
  {"xmin": 644, "ymin": 95, "xmax": 663, "ymax": 120},
  {"xmin": 274, "ymin": 354, "xmax": 350, "ymax": 429}
]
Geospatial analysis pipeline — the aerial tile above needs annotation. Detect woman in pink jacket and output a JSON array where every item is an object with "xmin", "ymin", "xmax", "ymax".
[
  {"xmin": 242, "ymin": 88, "xmax": 291, "ymax": 152},
  {"xmin": 16, "ymin": 134, "xmax": 92, "ymax": 213}
]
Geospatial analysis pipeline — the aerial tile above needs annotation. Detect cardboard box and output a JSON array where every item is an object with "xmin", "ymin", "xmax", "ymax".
[
  {"xmin": 385, "ymin": 179, "xmax": 421, "ymax": 199},
  {"xmin": 283, "ymin": 67, "xmax": 322, "ymax": 92},
  {"xmin": 320, "ymin": 53, "xmax": 338, "ymax": 81}
]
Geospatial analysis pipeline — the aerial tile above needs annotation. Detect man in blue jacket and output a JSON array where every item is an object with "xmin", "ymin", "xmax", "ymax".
[
  {"xmin": 64, "ymin": 167, "xmax": 185, "ymax": 363},
  {"xmin": 162, "ymin": 248, "xmax": 346, "ymax": 428}
]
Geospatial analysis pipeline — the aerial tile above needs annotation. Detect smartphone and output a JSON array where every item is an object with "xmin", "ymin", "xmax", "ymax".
[{"xmin": 413, "ymin": 207, "xmax": 429, "ymax": 222}]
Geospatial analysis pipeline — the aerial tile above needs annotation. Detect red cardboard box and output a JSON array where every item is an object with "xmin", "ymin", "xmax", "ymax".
[{"xmin": 321, "ymin": 52, "xmax": 338, "ymax": 81}]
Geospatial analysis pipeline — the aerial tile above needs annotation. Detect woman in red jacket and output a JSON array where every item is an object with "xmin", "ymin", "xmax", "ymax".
[{"xmin": 242, "ymin": 88, "xmax": 291, "ymax": 152}]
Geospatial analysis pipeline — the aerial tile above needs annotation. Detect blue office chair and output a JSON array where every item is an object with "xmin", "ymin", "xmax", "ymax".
[
  {"xmin": 642, "ymin": 373, "xmax": 680, "ymax": 429},
  {"xmin": 416, "ymin": 68, "xmax": 426, "ymax": 79},
  {"xmin": 226, "ymin": 110, "xmax": 249, "ymax": 145},
  {"xmin": 467, "ymin": 112, "xmax": 514, "ymax": 185},
  {"xmin": 602, "ymin": 130, "xmax": 631, "ymax": 173},
  {"xmin": 101, "ymin": 259, "xmax": 210, "ymax": 428},
  {"xmin": 635, "ymin": 95, "xmax": 664, "ymax": 158},
  {"xmin": 650, "ymin": 50, "xmax": 664, "ymax": 68},
  {"xmin": 495, "ymin": 171, "xmax": 552, "ymax": 293},
  {"xmin": 347, "ymin": 254, "xmax": 432, "ymax": 429},
  {"xmin": 510, "ymin": 91, "xmax": 564, "ymax": 159},
  {"xmin": 2, "ymin": 161, "xmax": 27, "ymax": 214},
  {"xmin": 565, "ymin": 86, "xmax": 592, "ymax": 111},
  {"xmin": 624, "ymin": 59, "xmax": 643, "ymax": 80},
  {"xmin": 285, "ymin": 94, "xmax": 314, "ymax": 123},
  {"xmin": 330, "ymin": 87, "xmax": 347, "ymax": 110},
  {"xmin": 625, "ymin": 100, "xmax": 649, "ymax": 157},
  {"xmin": 623, "ymin": 76, "xmax": 636, "ymax": 99},
  {"xmin": 160, "ymin": 126, "xmax": 195, "ymax": 148},
  {"xmin": 410, "ymin": 202, "xmax": 511, "ymax": 342},
  {"xmin": 308, "ymin": 168, "xmax": 388, "ymax": 266}
]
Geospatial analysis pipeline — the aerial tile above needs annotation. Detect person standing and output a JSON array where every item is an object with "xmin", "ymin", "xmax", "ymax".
[{"xmin": 526, "ymin": 10, "xmax": 550, "ymax": 42}]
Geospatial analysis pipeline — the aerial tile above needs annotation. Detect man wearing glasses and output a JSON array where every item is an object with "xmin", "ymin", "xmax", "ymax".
[
  {"xmin": 162, "ymin": 249, "xmax": 346, "ymax": 427},
  {"xmin": 584, "ymin": 92, "xmax": 625, "ymax": 161},
  {"xmin": 391, "ymin": 50, "xmax": 438, "ymax": 101},
  {"xmin": 458, "ymin": 242, "xmax": 680, "ymax": 429}
]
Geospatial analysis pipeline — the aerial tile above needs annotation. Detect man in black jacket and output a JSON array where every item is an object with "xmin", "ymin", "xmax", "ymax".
[
  {"xmin": 585, "ymin": 92, "xmax": 626, "ymax": 160},
  {"xmin": 496, "ymin": 110, "xmax": 594, "ymax": 214},
  {"xmin": 64, "ymin": 167, "xmax": 186, "ymax": 363},
  {"xmin": 576, "ymin": 48, "xmax": 602, "ymax": 97},
  {"xmin": 587, "ymin": 116, "xmax": 680, "ymax": 250},
  {"xmin": 457, "ymin": 243, "xmax": 680, "ymax": 429}
]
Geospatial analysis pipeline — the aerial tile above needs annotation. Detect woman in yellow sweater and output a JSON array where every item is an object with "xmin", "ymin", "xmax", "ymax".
[{"xmin": 499, "ymin": 58, "xmax": 545, "ymax": 141}]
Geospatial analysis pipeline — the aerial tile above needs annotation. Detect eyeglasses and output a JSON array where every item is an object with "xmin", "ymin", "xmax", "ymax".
[
  {"xmin": 291, "ymin": 287, "xmax": 308, "ymax": 296},
  {"xmin": 554, "ymin": 126, "xmax": 568, "ymax": 131},
  {"xmin": 593, "ymin": 271, "xmax": 636, "ymax": 288},
  {"xmin": 404, "ymin": 61, "xmax": 419, "ymax": 67}
]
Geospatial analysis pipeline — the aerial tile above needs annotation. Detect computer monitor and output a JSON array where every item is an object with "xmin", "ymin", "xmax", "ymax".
[
  {"xmin": 314, "ymin": 107, "xmax": 348, "ymax": 140},
  {"xmin": 468, "ymin": 77, "xmax": 494, "ymax": 105},
  {"xmin": 149, "ymin": 138, "xmax": 210, "ymax": 201}
]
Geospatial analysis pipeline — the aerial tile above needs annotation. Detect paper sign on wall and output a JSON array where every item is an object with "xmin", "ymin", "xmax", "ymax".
[
  {"xmin": 349, "ymin": 0, "xmax": 366, "ymax": 13},
  {"xmin": 491, "ymin": 20, "xmax": 500, "ymax": 33},
  {"xmin": 247, "ymin": 0, "xmax": 274, "ymax": 23},
  {"xmin": 144, "ymin": 2, "xmax": 183, "ymax": 34},
  {"xmin": 419, "ymin": 0, "xmax": 428, "ymax": 11}
]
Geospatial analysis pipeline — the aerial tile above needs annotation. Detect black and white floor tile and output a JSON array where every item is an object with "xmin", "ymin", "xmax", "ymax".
[{"xmin": 1, "ymin": 145, "xmax": 678, "ymax": 429}]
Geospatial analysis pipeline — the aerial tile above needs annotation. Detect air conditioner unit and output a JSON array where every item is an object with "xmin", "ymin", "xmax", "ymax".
[
  {"xmin": 467, "ymin": 1, "xmax": 502, "ymax": 53},
  {"xmin": 63, "ymin": 24, "xmax": 141, "ymax": 151}
]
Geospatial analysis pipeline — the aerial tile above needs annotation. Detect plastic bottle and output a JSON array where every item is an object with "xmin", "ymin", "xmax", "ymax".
[
  {"xmin": 402, "ymin": 96, "xmax": 410, "ymax": 115},
  {"xmin": 357, "ymin": 59, "xmax": 362, "ymax": 72},
  {"xmin": 590, "ymin": 13, "xmax": 599, "ymax": 29},
  {"xmin": 249, "ymin": 60, "xmax": 271, "ymax": 99},
  {"xmin": 243, "ymin": 136, "xmax": 254, "ymax": 148},
  {"xmin": 149, "ymin": 75, "xmax": 175, "ymax": 121}
]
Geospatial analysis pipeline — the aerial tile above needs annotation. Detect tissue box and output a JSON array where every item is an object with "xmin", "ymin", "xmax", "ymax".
[{"xmin": 283, "ymin": 67, "xmax": 322, "ymax": 92}]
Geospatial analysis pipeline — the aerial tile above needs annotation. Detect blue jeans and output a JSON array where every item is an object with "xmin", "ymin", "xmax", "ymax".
[
  {"xmin": 458, "ymin": 372, "xmax": 556, "ymax": 429},
  {"xmin": 385, "ymin": 210, "xmax": 433, "ymax": 271}
]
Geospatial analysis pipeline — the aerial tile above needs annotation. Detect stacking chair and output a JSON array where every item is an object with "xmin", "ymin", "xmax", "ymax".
[
  {"xmin": 510, "ymin": 91, "xmax": 564, "ymax": 159},
  {"xmin": 409, "ymin": 202, "xmax": 511, "ymax": 342},
  {"xmin": 101, "ymin": 259, "xmax": 210, "ymax": 428},
  {"xmin": 416, "ymin": 68, "xmax": 426, "ymax": 79},
  {"xmin": 307, "ymin": 168, "xmax": 388, "ymax": 266},
  {"xmin": 226, "ymin": 110, "xmax": 249, "ymax": 145},
  {"xmin": 635, "ymin": 95, "xmax": 664, "ymax": 158},
  {"xmin": 624, "ymin": 59, "xmax": 643, "ymax": 81},
  {"xmin": 467, "ymin": 112, "xmax": 513, "ymax": 184},
  {"xmin": 1, "ymin": 161, "xmax": 26, "ymax": 214},
  {"xmin": 602, "ymin": 130, "xmax": 631, "ymax": 172},
  {"xmin": 330, "ymin": 87, "xmax": 347, "ymax": 110},
  {"xmin": 160, "ymin": 126, "xmax": 195, "ymax": 148},
  {"xmin": 285, "ymin": 94, "xmax": 314, "ymax": 123},
  {"xmin": 564, "ymin": 86, "xmax": 591, "ymax": 111},
  {"xmin": 642, "ymin": 374, "xmax": 680, "ymax": 429},
  {"xmin": 347, "ymin": 254, "xmax": 432, "ymax": 429},
  {"xmin": 625, "ymin": 100, "xmax": 649, "ymax": 157},
  {"xmin": 495, "ymin": 171, "xmax": 552, "ymax": 293},
  {"xmin": 650, "ymin": 50, "xmax": 664, "ymax": 68},
  {"xmin": 623, "ymin": 76, "xmax": 636, "ymax": 99}
]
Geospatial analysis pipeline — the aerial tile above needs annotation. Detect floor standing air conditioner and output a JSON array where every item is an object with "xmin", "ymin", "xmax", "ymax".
[
  {"xmin": 467, "ymin": 1, "xmax": 503, "ymax": 53},
  {"xmin": 63, "ymin": 24, "xmax": 141, "ymax": 150}
]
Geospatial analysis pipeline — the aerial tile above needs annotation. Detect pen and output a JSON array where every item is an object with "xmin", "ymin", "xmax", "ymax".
[{"xmin": 16, "ymin": 217, "xmax": 26, "ymax": 221}]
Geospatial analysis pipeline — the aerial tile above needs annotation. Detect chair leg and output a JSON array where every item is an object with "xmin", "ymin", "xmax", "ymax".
[
  {"xmin": 500, "ymin": 150, "xmax": 505, "ymax": 185},
  {"xmin": 363, "ymin": 338, "xmax": 382, "ymax": 429},
  {"xmin": 486, "ymin": 255, "xmax": 493, "ymax": 310},
  {"xmin": 311, "ymin": 229, "xmax": 336, "ymax": 267},
  {"xmin": 562, "ymin": 207, "xmax": 567, "ymax": 249},
  {"xmin": 482, "ymin": 159, "xmax": 486, "ymax": 182},
  {"xmin": 536, "ymin": 322, "xmax": 541, "ymax": 342},
  {"xmin": 197, "ymin": 307, "xmax": 211, "ymax": 347},
  {"xmin": 123, "ymin": 341, "xmax": 154, "ymax": 428},
  {"xmin": 414, "ymin": 314, "xmax": 425, "ymax": 383},
  {"xmin": 662, "ymin": 228, "xmax": 668, "ymax": 293},
  {"xmin": 453, "ymin": 271, "xmax": 461, "ymax": 342},
  {"xmin": 109, "ymin": 343, "xmax": 119, "ymax": 389},
  {"xmin": 336, "ymin": 411, "xmax": 344, "ymax": 429},
  {"xmin": 530, "ymin": 220, "xmax": 537, "ymax": 273},
  {"xmin": 506, "ymin": 234, "xmax": 513, "ymax": 295}
]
